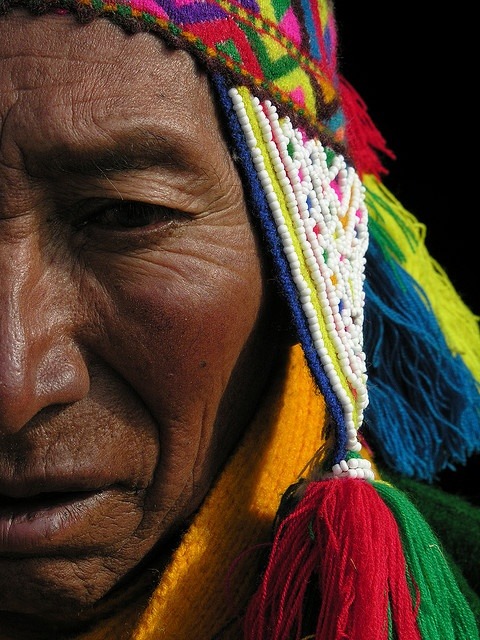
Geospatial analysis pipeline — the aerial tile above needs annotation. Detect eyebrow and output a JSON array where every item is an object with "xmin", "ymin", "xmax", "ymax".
[{"xmin": 35, "ymin": 128, "xmax": 193, "ymax": 178}]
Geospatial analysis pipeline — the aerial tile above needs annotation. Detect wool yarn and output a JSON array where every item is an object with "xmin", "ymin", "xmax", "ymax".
[{"xmin": 3, "ymin": 0, "xmax": 479, "ymax": 636}]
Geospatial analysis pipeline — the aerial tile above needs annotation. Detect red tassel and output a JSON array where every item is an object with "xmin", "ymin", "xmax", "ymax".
[
  {"xmin": 243, "ymin": 478, "xmax": 421, "ymax": 640},
  {"xmin": 339, "ymin": 75, "xmax": 396, "ymax": 180}
]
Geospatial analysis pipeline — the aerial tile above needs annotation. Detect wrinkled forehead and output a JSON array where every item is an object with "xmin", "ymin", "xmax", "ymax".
[
  {"xmin": 0, "ymin": 0, "xmax": 343, "ymax": 150},
  {"xmin": 0, "ymin": 12, "xmax": 231, "ymax": 175},
  {"xmin": 0, "ymin": 10, "xmax": 200, "ymax": 88}
]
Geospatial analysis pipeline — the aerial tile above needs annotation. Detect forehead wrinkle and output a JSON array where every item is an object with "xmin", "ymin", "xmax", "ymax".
[
  {"xmin": 0, "ymin": 13, "xmax": 230, "ymax": 192},
  {"xmin": 27, "ymin": 127, "xmax": 198, "ymax": 179}
]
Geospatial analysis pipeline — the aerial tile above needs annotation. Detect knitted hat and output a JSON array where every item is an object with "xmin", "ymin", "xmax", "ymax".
[{"xmin": 3, "ymin": 0, "xmax": 480, "ymax": 636}]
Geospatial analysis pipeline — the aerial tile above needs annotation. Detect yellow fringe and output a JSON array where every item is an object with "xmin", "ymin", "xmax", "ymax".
[{"xmin": 364, "ymin": 174, "xmax": 480, "ymax": 383}]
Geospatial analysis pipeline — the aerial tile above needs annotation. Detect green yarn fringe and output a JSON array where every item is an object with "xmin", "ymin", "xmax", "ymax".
[
  {"xmin": 374, "ymin": 480, "xmax": 479, "ymax": 639},
  {"xmin": 380, "ymin": 469, "xmax": 480, "ymax": 610}
]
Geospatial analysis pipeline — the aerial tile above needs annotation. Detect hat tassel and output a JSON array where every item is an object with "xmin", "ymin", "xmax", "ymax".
[{"xmin": 243, "ymin": 477, "xmax": 478, "ymax": 639}]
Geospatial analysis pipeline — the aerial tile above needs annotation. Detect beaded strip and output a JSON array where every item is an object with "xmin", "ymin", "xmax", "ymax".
[{"xmin": 229, "ymin": 86, "xmax": 373, "ymax": 479}]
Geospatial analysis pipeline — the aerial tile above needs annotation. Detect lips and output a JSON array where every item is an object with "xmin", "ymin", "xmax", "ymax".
[
  {"xmin": 0, "ymin": 489, "xmax": 93, "ymax": 508},
  {"xmin": 0, "ymin": 404, "xmax": 157, "ymax": 560},
  {"xmin": 0, "ymin": 466, "xmax": 145, "ymax": 556},
  {"xmin": 0, "ymin": 487, "xmax": 119, "ymax": 554},
  {"xmin": 0, "ymin": 438, "xmax": 150, "ymax": 557}
]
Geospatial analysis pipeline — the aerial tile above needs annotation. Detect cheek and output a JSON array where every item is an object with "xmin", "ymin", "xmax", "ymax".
[
  {"xmin": 81, "ymin": 231, "xmax": 265, "ymax": 448},
  {"xmin": 120, "ymin": 267, "xmax": 261, "ymax": 393},
  {"xmin": 97, "ymin": 248, "xmax": 263, "ymax": 532}
]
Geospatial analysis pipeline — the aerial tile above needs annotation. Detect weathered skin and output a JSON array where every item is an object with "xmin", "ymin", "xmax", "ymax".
[{"xmin": 0, "ymin": 12, "xmax": 287, "ymax": 638}]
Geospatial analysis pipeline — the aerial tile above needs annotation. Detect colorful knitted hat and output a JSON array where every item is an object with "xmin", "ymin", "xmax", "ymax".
[{"xmin": 3, "ymin": 0, "xmax": 480, "ymax": 637}]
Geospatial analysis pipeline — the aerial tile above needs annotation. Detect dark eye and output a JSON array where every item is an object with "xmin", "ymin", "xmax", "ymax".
[{"xmin": 78, "ymin": 201, "xmax": 184, "ymax": 231}]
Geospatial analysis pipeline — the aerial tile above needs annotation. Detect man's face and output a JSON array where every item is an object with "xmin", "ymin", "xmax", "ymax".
[{"xmin": 0, "ymin": 12, "xmax": 283, "ymax": 632}]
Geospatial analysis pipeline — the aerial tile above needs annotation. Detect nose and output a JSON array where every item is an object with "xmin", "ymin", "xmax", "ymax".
[{"xmin": 0, "ymin": 240, "xmax": 90, "ymax": 434}]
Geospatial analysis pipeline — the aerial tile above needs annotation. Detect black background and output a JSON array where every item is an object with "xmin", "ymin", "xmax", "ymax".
[
  {"xmin": 334, "ymin": 4, "xmax": 478, "ymax": 316},
  {"xmin": 334, "ymin": 5, "xmax": 478, "ymax": 500}
]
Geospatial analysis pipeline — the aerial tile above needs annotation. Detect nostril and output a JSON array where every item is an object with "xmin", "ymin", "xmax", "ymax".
[{"xmin": 0, "ymin": 343, "xmax": 90, "ymax": 435}]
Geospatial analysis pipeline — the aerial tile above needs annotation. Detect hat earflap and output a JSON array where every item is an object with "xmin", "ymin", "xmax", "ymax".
[{"xmin": 212, "ymin": 74, "xmax": 479, "ymax": 639}]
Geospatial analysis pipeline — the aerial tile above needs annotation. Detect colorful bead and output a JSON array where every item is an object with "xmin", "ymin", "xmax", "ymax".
[{"xmin": 229, "ymin": 86, "xmax": 371, "ymax": 474}]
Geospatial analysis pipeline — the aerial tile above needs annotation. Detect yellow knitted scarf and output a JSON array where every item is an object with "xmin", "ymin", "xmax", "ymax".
[{"xmin": 77, "ymin": 343, "xmax": 360, "ymax": 639}]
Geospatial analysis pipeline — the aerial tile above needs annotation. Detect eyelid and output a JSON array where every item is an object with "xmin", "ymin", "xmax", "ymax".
[{"xmin": 74, "ymin": 199, "xmax": 190, "ymax": 230}]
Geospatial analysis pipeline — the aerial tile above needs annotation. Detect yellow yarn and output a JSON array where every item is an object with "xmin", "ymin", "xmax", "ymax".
[
  {"xmin": 364, "ymin": 174, "xmax": 480, "ymax": 382},
  {"xmin": 69, "ymin": 344, "xmax": 377, "ymax": 640},
  {"xmin": 131, "ymin": 345, "xmax": 326, "ymax": 639}
]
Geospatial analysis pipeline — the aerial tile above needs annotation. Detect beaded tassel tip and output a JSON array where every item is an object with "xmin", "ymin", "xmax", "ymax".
[{"xmin": 228, "ymin": 84, "xmax": 373, "ymax": 477}]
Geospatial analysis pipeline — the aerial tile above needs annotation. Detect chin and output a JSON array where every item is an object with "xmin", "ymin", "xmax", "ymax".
[{"xmin": 0, "ymin": 555, "xmax": 123, "ymax": 636}]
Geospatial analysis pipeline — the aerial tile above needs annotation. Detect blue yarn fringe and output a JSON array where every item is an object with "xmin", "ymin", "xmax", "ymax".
[{"xmin": 364, "ymin": 227, "xmax": 480, "ymax": 481}]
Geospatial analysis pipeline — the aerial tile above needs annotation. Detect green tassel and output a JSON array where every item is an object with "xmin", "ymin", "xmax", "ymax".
[
  {"xmin": 374, "ymin": 481, "xmax": 479, "ymax": 639},
  {"xmin": 379, "ymin": 469, "xmax": 480, "ymax": 598}
]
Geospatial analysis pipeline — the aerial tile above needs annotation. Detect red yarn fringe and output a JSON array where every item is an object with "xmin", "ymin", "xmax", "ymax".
[
  {"xmin": 243, "ymin": 478, "xmax": 421, "ymax": 640},
  {"xmin": 339, "ymin": 76, "xmax": 396, "ymax": 179}
]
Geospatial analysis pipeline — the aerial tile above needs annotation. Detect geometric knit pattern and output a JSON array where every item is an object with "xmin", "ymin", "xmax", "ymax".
[
  {"xmin": 7, "ymin": 0, "xmax": 345, "ymax": 149},
  {"xmin": 228, "ymin": 85, "xmax": 372, "ymax": 475}
]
